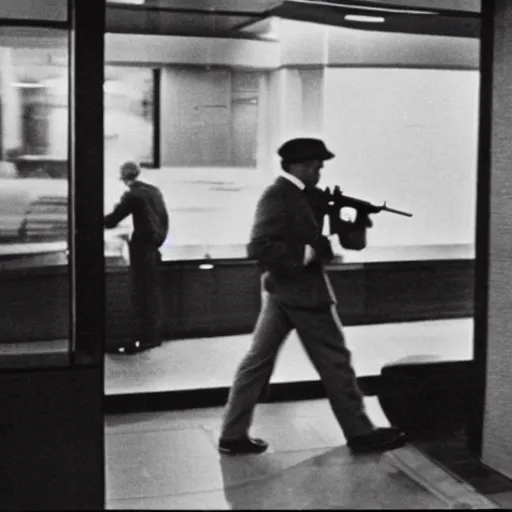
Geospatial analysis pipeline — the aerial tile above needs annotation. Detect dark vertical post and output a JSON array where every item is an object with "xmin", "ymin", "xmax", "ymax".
[
  {"xmin": 69, "ymin": 0, "xmax": 106, "ymax": 365},
  {"xmin": 153, "ymin": 67, "xmax": 161, "ymax": 168},
  {"xmin": 468, "ymin": 0, "xmax": 495, "ymax": 456},
  {"xmin": 0, "ymin": 3, "xmax": 106, "ymax": 508}
]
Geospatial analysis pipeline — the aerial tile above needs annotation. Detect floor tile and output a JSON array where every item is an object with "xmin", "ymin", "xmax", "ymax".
[
  {"xmin": 107, "ymin": 489, "xmax": 231, "ymax": 510},
  {"xmin": 217, "ymin": 447, "xmax": 333, "ymax": 487},
  {"xmin": 486, "ymin": 490, "xmax": 512, "ymax": 509},
  {"xmin": 105, "ymin": 428, "xmax": 221, "ymax": 500},
  {"xmin": 104, "ymin": 397, "xmax": 390, "ymax": 448},
  {"xmin": 105, "ymin": 408, "xmax": 222, "ymax": 434},
  {"xmin": 203, "ymin": 417, "xmax": 337, "ymax": 454},
  {"xmin": 385, "ymin": 446, "xmax": 499, "ymax": 509},
  {"xmin": 105, "ymin": 443, "xmax": 449, "ymax": 509},
  {"xmin": 104, "ymin": 400, "xmax": 495, "ymax": 510},
  {"xmin": 218, "ymin": 446, "xmax": 447, "ymax": 510}
]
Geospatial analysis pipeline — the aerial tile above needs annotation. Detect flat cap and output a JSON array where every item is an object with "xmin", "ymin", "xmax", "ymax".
[{"xmin": 278, "ymin": 138, "xmax": 335, "ymax": 164}]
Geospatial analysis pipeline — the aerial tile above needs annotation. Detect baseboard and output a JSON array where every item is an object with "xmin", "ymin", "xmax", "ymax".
[{"xmin": 104, "ymin": 375, "xmax": 380, "ymax": 414}]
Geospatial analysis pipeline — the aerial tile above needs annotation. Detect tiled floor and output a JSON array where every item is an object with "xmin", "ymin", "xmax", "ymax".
[
  {"xmin": 105, "ymin": 397, "xmax": 498, "ymax": 510},
  {"xmin": 488, "ymin": 491, "xmax": 512, "ymax": 509},
  {"xmin": 105, "ymin": 318, "xmax": 474, "ymax": 395}
]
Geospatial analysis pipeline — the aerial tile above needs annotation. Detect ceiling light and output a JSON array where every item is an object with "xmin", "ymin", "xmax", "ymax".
[
  {"xmin": 108, "ymin": 0, "xmax": 145, "ymax": 5},
  {"xmin": 345, "ymin": 14, "xmax": 385, "ymax": 23},
  {"xmin": 291, "ymin": 0, "xmax": 437, "ymax": 15},
  {"xmin": 11, "ymin": 82, "xmax": 45, "ymax": 88}
]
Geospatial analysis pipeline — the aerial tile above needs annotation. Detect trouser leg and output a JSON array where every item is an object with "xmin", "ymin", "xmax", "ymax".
[
  {"xmin": 286, "ymin": 304, "xmax": 374, "ymax": 440},
  {"xmin": 220, "ymin": 293, "xmax": 293, "ymax": 440},
  {"xmin": 129, "ymin": 244, "xmax": 162, "ymax": 345}
]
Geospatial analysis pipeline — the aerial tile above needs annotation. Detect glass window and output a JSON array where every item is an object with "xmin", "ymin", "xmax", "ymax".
[
  {"xmin": 102, "ymin": 16, "xmax": 478, "ymax": 265},
  {"xmin": 0, "ymin": 26, "xmax": 70, "ymax": 367},
  {"xmin": 322, "ymin": 65, "xmax": 479, "ymax": 263}
]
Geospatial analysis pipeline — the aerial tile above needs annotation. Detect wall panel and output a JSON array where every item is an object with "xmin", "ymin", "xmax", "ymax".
[
  {"xmin": 0, "ymin": 259, "xmax": 474, "ymax": 346},
  {"xmin": 481, "ymin": 0, "xmax": 512, "ymax": 481},
  {"xmin": 0, "ymin": 367, "xmax": 103, "ymax": 510}
]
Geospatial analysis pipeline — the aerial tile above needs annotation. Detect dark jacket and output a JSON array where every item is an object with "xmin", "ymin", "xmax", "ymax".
[
  {"xmin": 105, "ymin": 180, "xmax": 169, "ymax": 247},
  {"xmin": 247, "ymin": 176, "xmax": 336, "ymax": 309}
]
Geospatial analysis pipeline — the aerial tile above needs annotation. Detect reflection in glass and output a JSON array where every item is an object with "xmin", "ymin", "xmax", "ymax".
[
  {"xmin": 2, "ymin": 20, "xmax": 477, "ymax": 270},
  {"xmin": 101, "ymin": 19, "xmax": 478, "ymax": 265},
  {"xmin": 0, "ymin": 29, "xmax": 69, "ymax": 255},
  {"xmin": 0, "ymin": 27, "xmax": 70, "ymax": 367}
]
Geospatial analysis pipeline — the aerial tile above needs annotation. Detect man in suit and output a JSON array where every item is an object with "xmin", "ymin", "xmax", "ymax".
[
  {"xmin": 104, "ymin": 161, "xmax": 169, "ymax": 355},
  {"xmin": 218, "ymin": 138, "xmax": 407, "ymax": 455}
]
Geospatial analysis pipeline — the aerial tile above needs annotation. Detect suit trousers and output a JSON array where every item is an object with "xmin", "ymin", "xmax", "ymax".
[
  {"xmin": 220, "ymin": 292, "xmax": 375, "ymax": 441},
  {"xmin": 128, "ymin": 242, "xmax": 163, "ymax": 346}
]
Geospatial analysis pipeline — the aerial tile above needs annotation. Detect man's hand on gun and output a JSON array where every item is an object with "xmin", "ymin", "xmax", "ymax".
[
  {"xmin": 321, "ymin": 187, "xmax": 412, "ymax": 251},
  {"xmin": 304, "ymin": 235, "xmax": 335, "ymax": 266}
]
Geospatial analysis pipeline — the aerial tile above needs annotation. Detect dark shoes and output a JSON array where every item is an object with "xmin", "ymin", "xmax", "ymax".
[
  {"xmin": 217, "ymin": 428, "xmax": 405, "ymax": 456},
  {"xmin": 218, "ymin": 437, "xmax": 269, "ymax": 455},
  {"xmin": 348, "ymin": 427, "xmax": 407, "ymax": 455},
  {"xmin": 106, "ymin": 340, "xmax": 161, "ymax": 355}
]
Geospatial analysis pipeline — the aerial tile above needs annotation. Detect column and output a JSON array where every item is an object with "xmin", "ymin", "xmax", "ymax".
[
  {"xmin": 478, "ymin": 0, "xmax": 512, "ymax": 479},
  {"xmin": 0, "ymin": 47, "xmax": 22, "ymax": 158}
]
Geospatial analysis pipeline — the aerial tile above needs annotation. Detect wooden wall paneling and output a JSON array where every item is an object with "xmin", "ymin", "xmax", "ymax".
[
  {"xmin": 364, "ymin": 260, "xmax": 474, "ymax": 323},
  {"xmin": 160, "ymin": 265, "xmax": 185, "ymax": 339},
  {"xmin": 0, "ymin": 259, "xmax": 475, "ymax": 345},
  {"xmin": 179, "ymin": 265, "xmax": 220, "ymax": 335},
  {"xmin": 212, "ymin": 264, "xmax": 261, "ymax": 332},
  {"xmin": 364, "ymin": 262, "xmax": 431, "ymax": 321},
  {"xmin": 104, "ymin": 269, "xmax": 132, "ymax": 343},
  {"xmin": 327, "ymin": 265, "xmax": 367, "ymax": 324}
]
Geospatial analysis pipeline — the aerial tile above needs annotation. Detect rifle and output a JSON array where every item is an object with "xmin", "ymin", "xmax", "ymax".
[
  {"xmin": 305, "ymin": 186, "xmax": 412, "ymax": 250},
  {"xmin": 323, "ymin": 186, "xmax": 413, "ymax": 220}
]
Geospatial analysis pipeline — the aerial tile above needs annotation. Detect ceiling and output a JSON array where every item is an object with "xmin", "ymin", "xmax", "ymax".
[
  {"xmin": 108, "ymin": 0, "xmax": 282, "ymax": 12},
  {"xmin": 330, "ymin": 0, "xmax": 480, "ymax": 13},
  {"xmin": 105, "ymin": 0, "xmax": 481, "ymax": 38},
  {"xmin": 107, "ymin": 0, "xmax": 480, "ymax": 13}
]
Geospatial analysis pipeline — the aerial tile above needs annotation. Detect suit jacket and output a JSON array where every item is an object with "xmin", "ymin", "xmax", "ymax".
[
  {"xmin": 105, "ymin": 180, "xmax": 169, "ymax": 248},
  {"xmin": 247, "ymin": 176, "xmax": 336, "ymax": 309}
]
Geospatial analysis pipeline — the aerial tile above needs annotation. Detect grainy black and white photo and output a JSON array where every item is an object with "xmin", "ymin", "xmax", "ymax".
[{"xmin": 3, "ymin": 0, "xmax": 512, "ymax": 510}]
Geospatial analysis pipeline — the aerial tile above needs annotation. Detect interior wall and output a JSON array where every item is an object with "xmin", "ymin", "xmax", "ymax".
[
  {"xmin": 105, "ymin": 33, "xmax": 280, "ymax": 69},
  {"xmin": 160, "ymin": 67, "xmax": 232, "ymax": 167},
  {"xmin": 0, "ymin": 0, "xmax": 67, "ymax": 21},
  {"xmin": 0, "ymin": 48, "xmax": 21, "ymax": 156},
  {"xmin": 326, "ymin": 26, "xmax": 479, "ymax": 68},
  {"xmin": 322, "ymin": 67, "xmax": 480, "ymax": 247},
  {"xmin": 119, "ymin": 21, "xmax": 481, "ymax": 250},
  {"xmin": 279, "ymin": 20, "xmax": 479, "ymax": 68},
  {"xmin": 481, "ymin": 0, "xmax": 512, "ymax": 481}
]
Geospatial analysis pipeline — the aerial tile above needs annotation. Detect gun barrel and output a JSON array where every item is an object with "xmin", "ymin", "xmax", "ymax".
[{"xmin": 383, "ymin": 205, "xmax": 413, "ymax": 217}]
